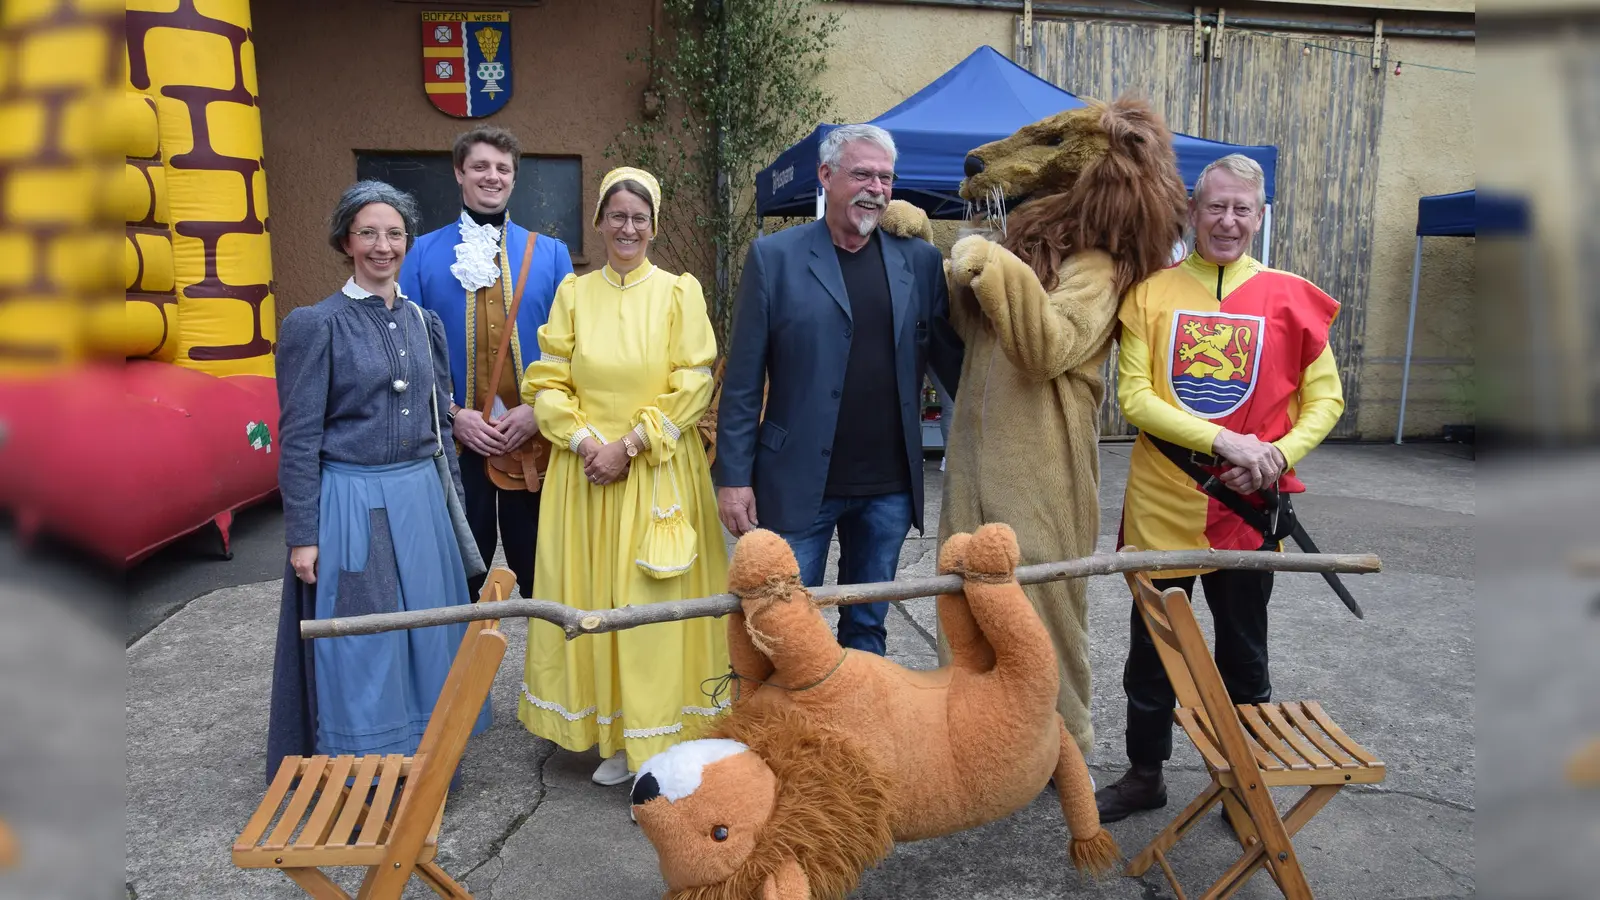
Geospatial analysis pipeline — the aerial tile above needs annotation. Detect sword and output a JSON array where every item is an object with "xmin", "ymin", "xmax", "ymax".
[
  {"xmin": 1282, "ymin": 502, "xmax": 1364, "ymax": 619},
  {"xmin": 1151, "ymin": 435, "xmax": 1364, "ymax": 620}
]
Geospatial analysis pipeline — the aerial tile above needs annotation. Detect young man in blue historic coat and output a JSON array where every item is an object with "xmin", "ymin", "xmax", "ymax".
[{"xmin": 399, "ymin": 126, "xmax": 574, "ymax": 601}]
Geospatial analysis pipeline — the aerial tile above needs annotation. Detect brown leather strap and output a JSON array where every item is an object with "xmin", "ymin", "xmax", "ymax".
[{"xmin": 481, "ymin": 232, "xmax": 538, "ymax": 417}]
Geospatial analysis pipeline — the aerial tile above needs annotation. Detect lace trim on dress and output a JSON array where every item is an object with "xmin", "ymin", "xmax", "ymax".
[{"xmin": 520, "ymin": 686, "xmax": 729, "ymax": 738}]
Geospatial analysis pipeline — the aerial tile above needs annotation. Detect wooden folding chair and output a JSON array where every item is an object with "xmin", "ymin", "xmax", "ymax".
[
  {"xmin": 233, "ymin": 569, "xmax": 516, "ymax": 899},
  {"xmin": 1120, "ymin": 562, "xmax": 1386, "ymax": 900}
]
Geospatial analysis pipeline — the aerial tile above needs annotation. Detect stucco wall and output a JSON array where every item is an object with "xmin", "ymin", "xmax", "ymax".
[
  {"xmin": 1355, "ymin": 37, "xmax": 1477, "ymax": 440},
  {"xmin": 817, "ymin": 1, "xmax": 1475, "ymax": 440},
  {"xmin": 254, "ymin": 0, "xmax": 650, "ymax": 319}
]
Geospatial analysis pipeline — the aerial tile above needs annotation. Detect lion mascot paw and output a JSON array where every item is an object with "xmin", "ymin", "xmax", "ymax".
[
  {"xmin": 631, "ymin": 525, "xmax": 1119, "ymax": 900},
  {"xmin": 876, "ymin": 198, "xmax": 933, "ymax": 244}
]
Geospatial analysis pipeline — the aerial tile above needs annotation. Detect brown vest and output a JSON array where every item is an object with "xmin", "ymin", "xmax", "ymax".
[{"xmin": 472, "ymin": 257, "xmax": 520, "ymax": 412}]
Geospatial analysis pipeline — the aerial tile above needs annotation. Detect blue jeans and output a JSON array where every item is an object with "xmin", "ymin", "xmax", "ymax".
[{"xmin": 776, "ymin": 492, "xmax": 913, "ymax": 656}]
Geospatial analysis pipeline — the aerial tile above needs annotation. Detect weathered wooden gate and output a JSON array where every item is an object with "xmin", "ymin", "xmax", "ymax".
[{"xmin": 1017, "ymin": 16, "xmax": 1387, "ymax": 438}]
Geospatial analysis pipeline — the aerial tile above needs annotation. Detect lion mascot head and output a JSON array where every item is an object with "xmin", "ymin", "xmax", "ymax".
[{"xmin": 959, "ymin": 95, "xmax": 1188, "ymax": 295}]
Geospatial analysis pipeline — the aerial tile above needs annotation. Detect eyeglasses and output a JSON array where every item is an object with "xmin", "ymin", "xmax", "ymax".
[
  {"xmin": 604, "ymin": 212, "xmax": 652, "ymax": 230},
  {"xmin": 1201, "ymin": 203, "xmax": 1257, "ymax": 219},
  {"xmin": 846, "ymin": 168, "xmax": 895, "ymax": 186},
  {"xmin": 352, "ymin": 228, "xmax": 408, "ymax": 246}
]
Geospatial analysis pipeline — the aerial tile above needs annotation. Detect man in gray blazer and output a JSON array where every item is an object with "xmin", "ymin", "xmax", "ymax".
[{"xmin": 715, "ymin": 123, "xmax": 964, "ymax": 656}]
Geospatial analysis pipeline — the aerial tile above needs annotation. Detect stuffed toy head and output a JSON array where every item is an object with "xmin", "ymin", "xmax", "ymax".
[
  {"xmin": 632, "ymin": 705, "xmax": 894, "ymax": 900},
  {"xmin": 959, "ymin": 96, "xmax": 1188, "ymax": 293},
  {"xmin": 630, "ymin": 739, "xmax": 779, "ymax": 890}
]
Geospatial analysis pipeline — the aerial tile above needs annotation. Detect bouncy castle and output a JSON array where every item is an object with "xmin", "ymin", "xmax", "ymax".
[{"xmin": 0, "ymin": 1, "xmax": 279, "ymax": 566}]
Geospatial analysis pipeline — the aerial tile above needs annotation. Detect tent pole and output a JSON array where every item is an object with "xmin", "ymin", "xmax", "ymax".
[
  {"xmin": 1395, "ymin": 234, "xmax": 1424, "ymax": 444},
  {"xmin": 757, "ymin": 215, "xmax": 764, "ymax": 238},
  {"xmin": 1261, "ymin": 203, "xmax": 1273, "ymax": 268},
  {"xmin": 816, "ymin": 187, "xmax": 825, "ymax": 220}
]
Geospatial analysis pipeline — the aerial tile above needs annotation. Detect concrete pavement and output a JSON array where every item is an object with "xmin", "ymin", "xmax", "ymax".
[{"xmin": 124, "ymin": 443, "xmax": 1477, "ymax": 899}]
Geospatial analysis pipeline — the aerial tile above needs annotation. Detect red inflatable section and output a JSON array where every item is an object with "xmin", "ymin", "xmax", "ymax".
[{"xmin": 0, "ymin": 360, "xmax": 280, "ymax": 567}]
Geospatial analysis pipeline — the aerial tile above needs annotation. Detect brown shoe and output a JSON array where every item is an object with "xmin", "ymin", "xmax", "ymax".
[{"xmin": 1094, "ymin": 765, "xmax": 1167, "ymax": 823}]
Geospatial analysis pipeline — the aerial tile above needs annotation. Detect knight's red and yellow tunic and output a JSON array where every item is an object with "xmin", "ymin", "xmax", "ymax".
[{"xmin": 1117, "ymin": 253, "xmax": 1344, "ymax": 576}]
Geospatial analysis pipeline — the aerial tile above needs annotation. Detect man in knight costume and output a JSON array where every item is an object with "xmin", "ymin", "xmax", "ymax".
[
  {"xmin": 399, "ymin": 126, "xmax": 574, "ymax": 601},
  {"xmin": 1098, "ymin": 153, "xmax": 1346, "ymax": 822}
]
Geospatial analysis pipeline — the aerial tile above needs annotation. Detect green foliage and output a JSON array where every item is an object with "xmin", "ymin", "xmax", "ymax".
[{"xmin": 605, "ymin": 0, "xmax": 840, "ymax": 346}]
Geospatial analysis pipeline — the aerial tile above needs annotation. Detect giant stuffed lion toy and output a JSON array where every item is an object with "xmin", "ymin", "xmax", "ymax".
[
  {"xmin": 630, "ymin": 523, "xmax": 1117, "ymax": 899},
  {"xmin": 880, "ymin": 96, "xmax": 1189, "ymax": 754}
]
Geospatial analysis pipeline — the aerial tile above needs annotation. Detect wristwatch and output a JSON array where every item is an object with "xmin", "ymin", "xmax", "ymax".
[
  {"xmin": 622, "ymin": 434, "xmax": 639, "ymax": 458},
  {"xmin": 446, "ymin": 403, "xmax": 460, "ymax": 424}
]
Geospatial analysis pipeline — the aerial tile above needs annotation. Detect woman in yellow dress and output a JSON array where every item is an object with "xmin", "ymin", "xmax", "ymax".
[{"xmin": 517, "ymin": 167, "xmax": 730, "ymax": 787}]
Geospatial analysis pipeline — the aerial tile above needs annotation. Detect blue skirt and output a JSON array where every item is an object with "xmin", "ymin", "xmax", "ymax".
[{"xmin": 266, "ymin": 458, "xmax": 490, "ymax": 774}]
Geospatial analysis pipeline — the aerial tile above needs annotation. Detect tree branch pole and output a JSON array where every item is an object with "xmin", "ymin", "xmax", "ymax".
[{"xmin": 302, "ymin": 549, "xmax": 1381, "ymax": 641}]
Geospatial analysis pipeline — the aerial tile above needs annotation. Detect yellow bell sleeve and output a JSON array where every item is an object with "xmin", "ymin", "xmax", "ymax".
[
  {"xmin": 1116, "ymin": 329, "xmax": 1224, "ymax": 454},
  {"xmin": 628, "ymin": 273, "xmax": 717, "ymax": 466},
  {"xmin": 523, "ymin": 274, "xmax": 593, "ymax": 454},
  {"xmin": 1272, "ymin": 345, "xmax": 1345, "ymax": 468}
]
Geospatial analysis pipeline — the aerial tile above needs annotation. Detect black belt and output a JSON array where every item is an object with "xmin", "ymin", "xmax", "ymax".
[{"xmin": 1144, "ymin": 433, "xmax": 1363, "ymax": 619}]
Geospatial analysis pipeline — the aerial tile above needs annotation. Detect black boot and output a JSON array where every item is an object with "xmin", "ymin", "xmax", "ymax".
[{"xmin": 1094, "ymin": 763, "xmax": 1167, "ymax": 823}]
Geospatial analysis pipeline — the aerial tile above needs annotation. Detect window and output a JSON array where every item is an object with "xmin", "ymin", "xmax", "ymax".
[{"xmin": 355, "ymin": 152, "xmax": 583, "ymax": 258}]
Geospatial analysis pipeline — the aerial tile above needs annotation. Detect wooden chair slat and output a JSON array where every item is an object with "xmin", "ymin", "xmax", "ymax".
[
  {"xmin": 266, "ymin": 756, "xmax": 329, "ymax": 851},
  {"xmin": 1241, "ymin": 705, "xmax": 1311, "ymax": 771},
  {"xmin": 1302, "ymin": 701, "xmax": 1382, "ymax": 766},
  {"xmin": 1281, "ymin": 701, "xmax": 1361, "ymax": 768},
  {"xmin": 1261, "ymin": 703, "xmax": 1336, "ymax": 769},
  {"xmin": 356, "ymin": 755, "xmax": 406, "ymax": 850},
  {"xmin": 1176, "ymin": 707, "xmax": 1231, "ymax": 772},
  {"xmin": 297, "ymin": 755, "xmax": 356, "ymax": 849},
  {"xmin": 236, "ymin": 758, "xmax": 303, "ymax": 851},
  {"xmin": 327, "ymin": 755, "xmax": 383, "ymax": 847}
]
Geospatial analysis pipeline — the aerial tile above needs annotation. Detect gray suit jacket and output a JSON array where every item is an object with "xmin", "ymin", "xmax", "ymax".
[{"xmin": 714, "ymin": 219, "xmax": 964, "ymax": 534}]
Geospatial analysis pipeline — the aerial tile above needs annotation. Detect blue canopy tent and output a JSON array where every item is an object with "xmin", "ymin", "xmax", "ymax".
[
  {"xmin": 755, "ymin": 46, "xmax": 1282, "ymax": 259},
  {"xmin": 1395, "ymin": 190, "xmax": 1530, "ymax": 442}
]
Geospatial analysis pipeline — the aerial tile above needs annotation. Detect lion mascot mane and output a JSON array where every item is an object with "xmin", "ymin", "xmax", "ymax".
[
  {"xmin": 880, "ymin": 95, "xmax": 1189, "ymax": 754},
  {"xmin": 630, "ymin": 523, "xmax": 1118, "ymax": 900}
]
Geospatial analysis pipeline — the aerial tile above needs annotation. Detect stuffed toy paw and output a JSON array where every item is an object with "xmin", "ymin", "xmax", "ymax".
[{"xmin": 877, "ymin": 199, "xmax": 933, "ymax": 244}]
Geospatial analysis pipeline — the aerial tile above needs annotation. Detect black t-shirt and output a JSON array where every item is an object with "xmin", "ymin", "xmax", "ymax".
[{"xmin": 826, "ymin": 230, "xmax": 910, "ymax": 497}]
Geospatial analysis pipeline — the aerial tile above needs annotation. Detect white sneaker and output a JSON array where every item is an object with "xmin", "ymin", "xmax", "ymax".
[{"xmin": 592, "ymin": 752, "xmax": 631, "ymax": 786}]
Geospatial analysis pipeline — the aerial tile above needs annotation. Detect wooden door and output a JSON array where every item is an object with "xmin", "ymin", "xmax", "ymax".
[{"xmin": 1018, "ymin": 16, "xmax": 1387, "ymax": 438}]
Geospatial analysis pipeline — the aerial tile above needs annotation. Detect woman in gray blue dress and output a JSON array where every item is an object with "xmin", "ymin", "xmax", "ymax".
[{"xmin": 267, "ymin": 181, "xmax": 488, "ymax": 777}]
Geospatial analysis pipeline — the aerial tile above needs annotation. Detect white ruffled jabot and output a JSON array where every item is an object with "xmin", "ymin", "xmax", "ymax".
[{"xmin": 450, "ymin": 212, "xmax": 502, "ymax": 292}]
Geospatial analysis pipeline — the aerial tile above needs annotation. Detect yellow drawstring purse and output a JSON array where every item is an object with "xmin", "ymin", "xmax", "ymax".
[{"xmin": 635, "ymin": 457, "xmax": 698, "ymax": 579}]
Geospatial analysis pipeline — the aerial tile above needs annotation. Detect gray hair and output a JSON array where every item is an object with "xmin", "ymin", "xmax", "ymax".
[
  {"xmin": 819, "ymin": 123, "xmax": 898, "ymax": 169},
  {"xmin": 1193, "ymin": 154, "xmax": 1266, "ymax": 211},
  {"xmin": 329, "ymin": 180, "xmax": 422, "ymax": 257}
]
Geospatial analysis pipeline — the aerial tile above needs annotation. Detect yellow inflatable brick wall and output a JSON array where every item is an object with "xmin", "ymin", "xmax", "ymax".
[
  {"xmin": 126, "ymin": 0, "xmax": 275, "ymax": 377},
  {"xmin": 0, "ymin": 0, "xmax": 123, "ymax": 375},
  {"xmin": 124, "ymin": 89, "xmax": 178, "ymax": 361}
]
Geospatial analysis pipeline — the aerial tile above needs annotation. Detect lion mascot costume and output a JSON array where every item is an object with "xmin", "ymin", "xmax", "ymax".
[
  {"xmin": 630, "ymin": 523, "xmax": 1118, "ymax": 900},
  {"xmin": 879, "ymin": 96, "xmax": 1189, "ymax": 754}
]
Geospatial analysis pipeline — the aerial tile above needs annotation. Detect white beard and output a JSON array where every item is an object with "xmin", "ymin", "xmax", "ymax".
[{"xmin": 856, "ymin": 211, "xmax": 880, "ymax": 236}]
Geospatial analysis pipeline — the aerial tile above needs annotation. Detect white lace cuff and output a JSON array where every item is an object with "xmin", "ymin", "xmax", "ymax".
[
  {"xmin": 632, "ymin": 424, "xmax": 650, "ymax": 449},
  {"xmin": 540, "ymin": 352, "xmax": 569, "ymax": 364},
  {"xmin": 569, "ymin": 427, "xmax": 593, "ymax": 455},
  {"xmin": 676, "ymin": 364, "xmax": 712, "ymax": 378},
  {"xmin": 663, "ymin": 415, "xmax": 682, "ymax": 443},
  {"xmin": 450, "ymin": 213, "xmax": 502, "ymax": 292}
]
